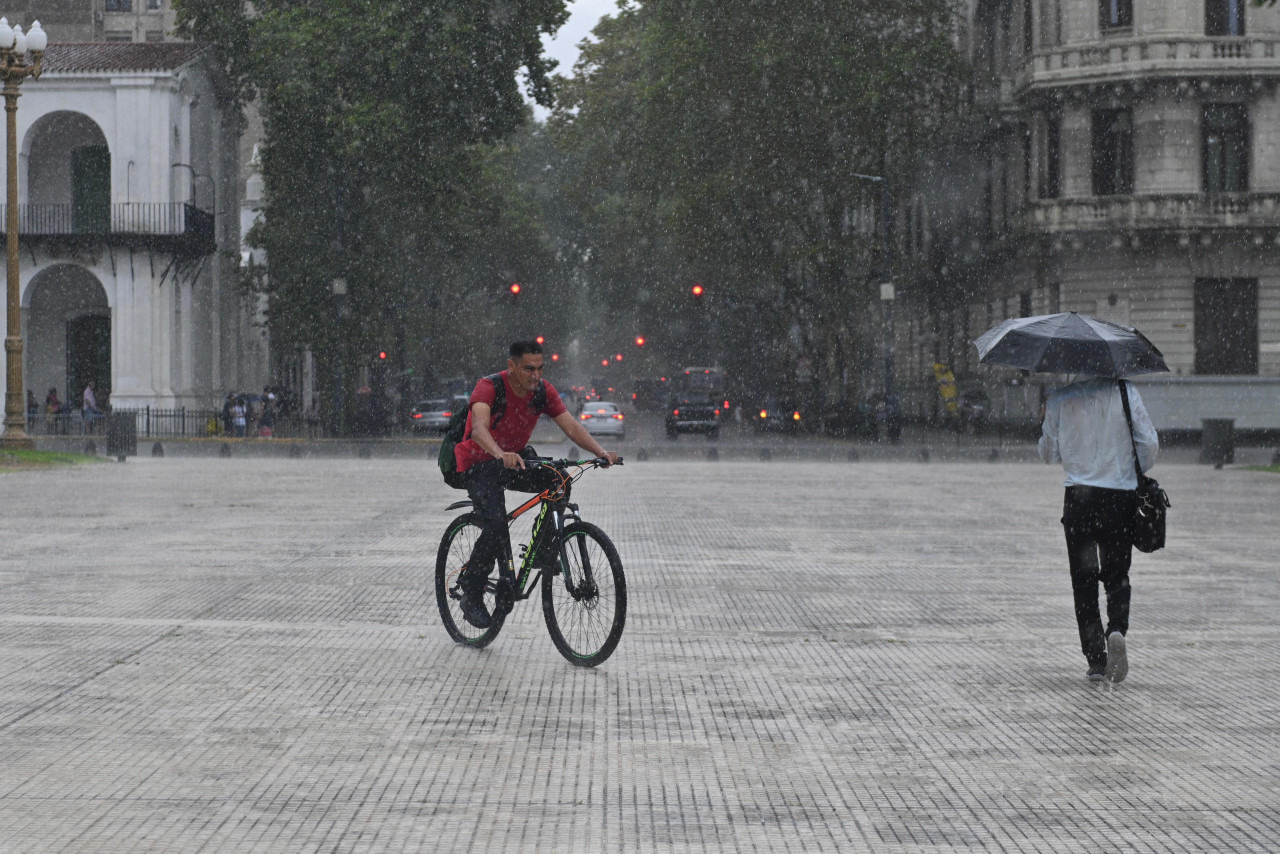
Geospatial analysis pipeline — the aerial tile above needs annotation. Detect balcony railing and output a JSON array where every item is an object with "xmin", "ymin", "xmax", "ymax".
[
  {"xmin": 1022, "ymin": 193, "xmax": 1280, "ymax": 233},
  {"xmin": 1023, "ymin": 36, "xmax": 1280, "ymax": 89},
  {"xmin": 0, "ymin": 202, "xmax": 212, "ymax": 238}
]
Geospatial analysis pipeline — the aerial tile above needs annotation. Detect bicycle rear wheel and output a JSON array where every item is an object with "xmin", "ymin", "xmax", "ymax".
[
  {"xmin": 436, "ymin": 513, "xmax": 505, "ymax": 648},
  {"xmin": 542, "ymin": 521, "xmax": 626, "ymax": 667}
]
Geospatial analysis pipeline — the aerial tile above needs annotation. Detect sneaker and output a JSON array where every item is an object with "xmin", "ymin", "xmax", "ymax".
[
  {"xmin": 1105, "ymin": 632, "xmax": 1128, "ymax": 683},
  {"xmin": 1086, "ymin": 663, "xmax": 1106, "ymax": 682},
  {"xmin": 459, "ymin": 588, "xmax": 492, "ymax": 629}
]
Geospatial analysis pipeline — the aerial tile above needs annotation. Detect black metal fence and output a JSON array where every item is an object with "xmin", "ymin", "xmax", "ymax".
[{"xmin": 29, "ymin": 407, "xmax": 261, "ymax": 438}]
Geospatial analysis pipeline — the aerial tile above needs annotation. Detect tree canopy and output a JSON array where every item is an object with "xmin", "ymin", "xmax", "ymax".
[
  {"xmin": 551, "ymin": 0, "xmax": 967, "ymax": 406},
  {"xmin": 174, "ymin": 0, "xmax": 570, "ymax": 422}
]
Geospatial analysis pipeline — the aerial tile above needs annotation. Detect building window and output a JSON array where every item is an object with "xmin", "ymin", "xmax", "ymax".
[
  {"xmin": 1100, "ymin": 0, "xmax": 1132, "ymax": 30},
  {"xmin": 1195, "ymin": 278, "xmax": 1258, "ymax": 374},
  {"xmin": 1203, "ymin": 105, "xmax": 1249, "ymax": 192},
  {"xmin": 105, "ymin": 0, "xmax": 133, "ymax": 11},
  {"xmin": 1091, "ymin": 108, "xmax": 1133, "ymax": 196},
  {"xmin": 1206, "ymin": 0, "xmax": 1245, "ymax": 37},
  {"xmin": 1039, "ymin": 112, "xmax": 1061, "ymax": 199},
  {"xmin": 149, "ymin": 0, "xmax": 163, "ymax": 8},
  {"xmin": 105, "ymin": 32, "xmax": 132, "ymax": 42}
]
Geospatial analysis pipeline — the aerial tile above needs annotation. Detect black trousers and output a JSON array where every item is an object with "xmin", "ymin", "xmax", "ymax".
[
  {"xmin": 1062, "ymin": 485, "xmax": 1136, "ymax": 668},
  {"xmin": 458, "ymin": 458, "xmax": 558, "ymax": 587}
]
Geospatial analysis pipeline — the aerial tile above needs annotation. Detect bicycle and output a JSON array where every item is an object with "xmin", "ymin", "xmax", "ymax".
[{"xmin": 435, "ymin": 457, "xmax": 627, "ymax": 667}]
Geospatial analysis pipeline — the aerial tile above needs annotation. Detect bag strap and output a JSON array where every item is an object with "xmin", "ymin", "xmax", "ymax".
[
  {"xmin": 485, "ymin": 373, "xmax": 506, "ymax": 425},
  {"xmin": 1117, "ymin": 379, "xmax": 1143, "ymax": 484}
]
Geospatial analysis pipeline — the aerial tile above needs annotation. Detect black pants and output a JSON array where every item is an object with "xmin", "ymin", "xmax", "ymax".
[
  {"xmin": 1062, "ymin": 486, "xmax": 1136, "ymax": 668},
  {"xmin": 459, "ymin": 458, "xmax": 558, "ymax": 587}
]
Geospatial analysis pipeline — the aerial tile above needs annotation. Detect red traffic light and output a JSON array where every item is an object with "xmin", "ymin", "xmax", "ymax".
[
  {"xmin": 377, "ymin": 351, "xmax": 387, "ymax": 360},
  {"xmin": 635, "ymin": 336, "xmax": 646, "ymax": 347},
  {"xmin": 601, "ymin": 359, "xmax": 609, "ymax": 367},
  {"xmin": 536, "ymin": 335, "xmax": 545, "ymax": 345},
  {"xmin": 691, "ymin": 283, "xmax": 704, "ymax": 298},
  {"xmin": 551, "ymin": 353, "xmax": 560, "ymax": 362},
  {"xmin": 509, "ymin": 283, "xmax": 521, "ymax": 297}
]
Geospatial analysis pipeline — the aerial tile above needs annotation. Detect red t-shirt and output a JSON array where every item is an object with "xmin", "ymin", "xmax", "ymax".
[{"xmin": 453, "ymin": 371, "xmax": 567, "ymax": 473}]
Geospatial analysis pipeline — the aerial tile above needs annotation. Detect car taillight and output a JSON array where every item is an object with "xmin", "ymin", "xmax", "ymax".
[
  {"xmin": 723, "ymin": 400, "xmax": 730, "ymax": 409},
  {"xmin": 792, "ymin": 411, "xmax": 801, "ymax": 421},
  {"xmin": 759, "ymin": 410, "xmax": 768, "ymax": 419},
  {"xmin": 613, "ymin": 414, "xmax": 624, "ymax": 420},
  {"xmin": 580, "ymin": 413, "xmax": 591, "ymax": 420},
  {"xmin": 442, "ymin": 411, "xmax": 452, "ymax": 418},
  {"xmin": 412, "ymin": 413, "xmax": 422, "ymax": 419}
]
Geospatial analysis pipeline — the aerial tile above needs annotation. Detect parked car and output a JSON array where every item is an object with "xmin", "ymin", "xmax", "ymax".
[
  {"xmin": 579, "ymin": 401, "xmax": 626, "ymax": 439},
  {"xmin": 410, "ymin": 396, "xmax": 468, "ymax": 433},
  {"xmin": 665, "ymin": 392, "xmax": 720, "ymax": 439}
]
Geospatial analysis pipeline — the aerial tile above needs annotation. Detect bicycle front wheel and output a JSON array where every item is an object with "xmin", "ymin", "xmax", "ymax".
[
  {"xmin": 436, "ymin": 513, "xmax": 505, "ymax": 648},
  {"xmin": 542, "ymin": 521, "xmax": 626, "ymax": 667}
]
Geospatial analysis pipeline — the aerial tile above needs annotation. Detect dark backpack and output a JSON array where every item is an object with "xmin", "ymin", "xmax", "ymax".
[{"xmin": 438, "ymin": 373, "xmax": 547, "ymax": 488}]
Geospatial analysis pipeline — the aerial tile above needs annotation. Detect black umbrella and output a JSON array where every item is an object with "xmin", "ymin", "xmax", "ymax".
[{"xmin": 974, "ymin": 311, "xmax": 1169, "ymax": 378}]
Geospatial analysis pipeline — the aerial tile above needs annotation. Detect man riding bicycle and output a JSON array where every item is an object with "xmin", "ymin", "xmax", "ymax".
[{"xmin": 452, "ymin": 340, "xmax": 619, "ymax": 628}]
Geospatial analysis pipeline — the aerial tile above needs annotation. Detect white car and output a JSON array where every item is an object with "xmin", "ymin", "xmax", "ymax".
[{"xmin": 579, "ymin": 401, "xmax": 625, "ymax": 439}]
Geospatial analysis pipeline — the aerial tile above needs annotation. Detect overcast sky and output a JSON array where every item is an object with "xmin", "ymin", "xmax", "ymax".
[{"xmin": 531, "ymin": 0, "xmax": 620, "ymax": 120}]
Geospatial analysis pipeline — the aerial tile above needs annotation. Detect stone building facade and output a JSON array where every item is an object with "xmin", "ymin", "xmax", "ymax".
[
  {"xmin": 892, "ymin": 0, "xmax": 1280, "ymax": 432},
  {"xmin": 1, "ymin": 41, "xmax": 266, "ymax": 413}
]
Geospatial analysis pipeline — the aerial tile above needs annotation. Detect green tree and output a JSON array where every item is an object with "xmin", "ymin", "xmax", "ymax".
[
  {"xmin": 175, "ymin": 0, "xmax": 568, "ymax": 429},
  {"xmin": 553, "ymin": 0, "xmax": 966, "ymax": 410}
]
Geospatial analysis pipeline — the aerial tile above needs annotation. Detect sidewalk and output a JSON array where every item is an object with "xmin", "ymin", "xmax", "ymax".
[{"xmin": 0, "ymin": 457, "xmax": 1277, "ymax": 852}]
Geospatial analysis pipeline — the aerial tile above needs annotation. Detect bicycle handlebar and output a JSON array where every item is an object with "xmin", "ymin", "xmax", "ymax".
[{"xmin": 530, "ymin": 456, "xmax": 622, "ymax": 469}]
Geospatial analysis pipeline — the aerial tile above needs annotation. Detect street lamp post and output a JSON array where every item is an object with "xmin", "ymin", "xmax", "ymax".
[
  {"xmin": 0, "ymin": 18, "xmax": 46, "ymax": 450},
  {"xmin": 850, "ymin": 172, "xmax": 895, "ymax": 414}
]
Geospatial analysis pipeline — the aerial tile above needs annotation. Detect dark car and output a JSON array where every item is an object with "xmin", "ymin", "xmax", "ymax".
[
  {"xmin": 664, "ymin": 392, "xmax": 720, "ymax": 439},
  {"xmin": 752, "ymin": 399, "xmax": 807, "ymax": 433}
]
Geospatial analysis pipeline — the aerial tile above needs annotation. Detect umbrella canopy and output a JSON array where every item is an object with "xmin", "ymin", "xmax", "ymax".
[{"xmin": 973, "ymin": 312, "xmax": 1169, "ymax": 378}]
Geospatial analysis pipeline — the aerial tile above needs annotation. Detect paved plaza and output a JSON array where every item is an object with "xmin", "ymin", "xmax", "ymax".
[{"xmin": 0, "ymin": 450, "xmax": 1277, "ymax": 852}]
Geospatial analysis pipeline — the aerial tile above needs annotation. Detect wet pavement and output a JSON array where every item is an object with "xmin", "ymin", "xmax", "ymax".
[{"xmin": 0, "ymin": 451, "xmax": 1277, "ymax": 852}]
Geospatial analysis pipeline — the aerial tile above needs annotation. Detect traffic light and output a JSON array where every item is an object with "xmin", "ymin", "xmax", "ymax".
[
  {"xmin": 691, "ymin": 283, "xmax": 704, "ymax": 300},
  {"xmin": 615, "ymin": 354, "xmax": 623, "ymax": 362},
  {"xmin": 377, "ymin": 351, "xmax": 388, "ymax": 361},
  {"xmin": 634, "ymin": 336, "xmax": 646, "ymax": 347},
  {"xmin": 536, "ymin": 335, "xmax": 545, "ymax": 345},
  {"xmin": 509, "ymin": 282, "xmax": 521, "ymax": 299},
  {"xmin": 551, "ymin": 353, "xmax": 560, "ymax": 362}
]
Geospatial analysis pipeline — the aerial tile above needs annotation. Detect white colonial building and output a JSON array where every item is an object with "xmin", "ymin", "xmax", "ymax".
[
  {"xmin": 891, "ymin": 0, "xmax": 1280, "ymax": 433},
  {"xmin": 2, "ymin": 41, "xmax": 266, "ymax": 414}
]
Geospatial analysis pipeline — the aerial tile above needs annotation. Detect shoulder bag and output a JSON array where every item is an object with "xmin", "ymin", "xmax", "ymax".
[{"xmin": 1119, "ymin": 380, "xmax": 1170, "ymax": 553}]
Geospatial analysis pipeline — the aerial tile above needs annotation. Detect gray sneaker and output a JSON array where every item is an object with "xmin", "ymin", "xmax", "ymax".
[
  {"xmin": 1105, "ymin": 632, "xmax": 1128, "ymax": 683},
  {"xmin": 1087, "ymin": 663, "xmax": 1106, "ymax": 682}
]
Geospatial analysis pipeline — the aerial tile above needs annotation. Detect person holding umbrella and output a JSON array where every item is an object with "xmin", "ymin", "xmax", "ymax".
[{"xmin": 975, "ymin": 312, "xmax": 1165, "ymax": 684}]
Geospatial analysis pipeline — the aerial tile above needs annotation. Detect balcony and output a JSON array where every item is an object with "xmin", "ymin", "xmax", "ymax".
[
  {"xmin": 0, "ymin": 202, "xmax": 214, "ymax": 255},
  {"xmin": 1022, "ymin": 37, "xmax": 1280, "ymax": 92},
  {"xmin": 1022, "ymin": 193, "xmax": 1280, "ymax": 234}
]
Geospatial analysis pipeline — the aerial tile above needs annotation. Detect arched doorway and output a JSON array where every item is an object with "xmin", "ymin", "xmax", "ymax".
[
  {"xmin": 25, "ymin": 111, "xmax": 111, "ymax": 233},
  {"xmin": 25, "ymin": 265, "xmax": 110, "ymax": 409}
]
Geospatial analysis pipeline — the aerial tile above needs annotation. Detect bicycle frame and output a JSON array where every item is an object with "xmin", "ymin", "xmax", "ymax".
[
  {"xmin": 443, "ymin": 462, "xmax": 587, "ymax": 604},
  {"xmin": 504, "ymin": 488, "xmax": 578, "ymax": 600}
]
